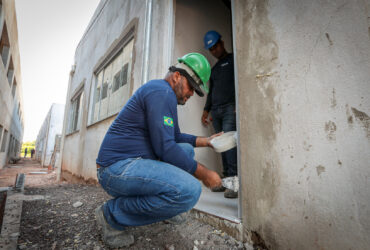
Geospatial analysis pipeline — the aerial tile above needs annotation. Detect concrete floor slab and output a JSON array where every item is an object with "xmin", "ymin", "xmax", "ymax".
[{"xmin": 195, "ymin": 186, "xmax": 240, "ymax": 223}]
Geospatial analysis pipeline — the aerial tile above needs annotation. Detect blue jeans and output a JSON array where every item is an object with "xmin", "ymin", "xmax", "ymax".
[
  {"xmin": 97, "ymin": 143, "xmax": 201, "ymax": 230},
  {"xmin": 211, "ymin": 104, "xmax": 238, "ymax": 177}
]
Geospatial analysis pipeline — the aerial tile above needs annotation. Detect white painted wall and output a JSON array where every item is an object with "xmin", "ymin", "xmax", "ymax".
[
  {"xmin": 234, "ymin": 0, "xmax": 370, "ymax": 249},
  {"xmin": 35, "ymin": 103, "xmax": 64, "ymax": 167},
  {"xmin": 44, "ymin": 104, "xmax": 64, "ymax": 166},
  {"xmin": 173, "ymin": 0, "xmax": 233, "ymax": 174}
]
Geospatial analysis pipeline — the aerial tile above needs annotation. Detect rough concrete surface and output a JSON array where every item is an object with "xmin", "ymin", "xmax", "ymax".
[{"xmin": 0, "ymin": 158, "xmax": 254, "ymax": 249}]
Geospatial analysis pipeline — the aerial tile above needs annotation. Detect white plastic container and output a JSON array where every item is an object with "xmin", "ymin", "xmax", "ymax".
[{"xmin": 210, "ymin": 131, "xmax": 237, "ymax": 153}]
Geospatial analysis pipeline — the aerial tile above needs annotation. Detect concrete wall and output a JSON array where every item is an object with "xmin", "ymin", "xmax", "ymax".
[
  {"xmin": 61, "ymin": 0, "xmax": 148, "ymax": 181},
  {"xmin": 35, "ymin": 103, "xmax": 64, "ymax": 167},
  {"xmin": 234, "ymin": 0, "xmax": 370, "ymax": 249},
  {"xmin": 0, "ymin": 0, "xmax": 24, "ymax": 168},
  {"xmin": 172, "ymin": 0, "xmax": 233, "ymax": 174}
]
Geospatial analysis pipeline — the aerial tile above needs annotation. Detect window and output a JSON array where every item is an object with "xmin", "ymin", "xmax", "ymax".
[
  {"xmin": 11, "ymin": 78, "xmax": 16, "ymax": 98},
  {"xmin": 0, "ymin": 22, "xmax": 9, "ymax": 67},
  {"xmin": 0, "ymin": 125, "xmax": 3, "ymax": 145},
  {"xmin": 90, "ymin": 39, "xmax": 134, "ymax": 124},
  {"xmin": 1, "ymin": 129, "xmax": 7, "ymax": 152},
  {"xmin": 0, "ymin": 1, "xmax": 2, "ymax": 22},
  {"xmin": 7, "ymin": 134, "xmax": 13, "ymax": 157},
  {"xmin": 68, "ymin": 90, "xmax": 84, "ymax": 133},
  {"xmin": 7, "ymin": 56, "xmax": 14, "ymax": 85}
]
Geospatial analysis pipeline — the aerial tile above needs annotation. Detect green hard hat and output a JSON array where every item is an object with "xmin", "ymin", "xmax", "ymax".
[{"xmin": 177, "ymin": 53, "xmax": 211, "ymax": 96}]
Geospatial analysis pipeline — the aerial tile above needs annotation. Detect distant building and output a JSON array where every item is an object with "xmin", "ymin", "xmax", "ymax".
[
  {"xmin": 0, "ymin": 0, "xmax": 24, "ymax": 168},
  {"xmin": 35, "ymin": 103, "xmax": 64, "ymax": 167},
  {"xmin": 58, "ymin": 0, "xmax": 370, "ymax": 249}
]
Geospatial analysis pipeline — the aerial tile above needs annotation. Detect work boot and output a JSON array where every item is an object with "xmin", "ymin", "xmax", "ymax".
[
  {"xmin": 224, "ymin": 188, "xmax": 238, "ymax": 199},
  {"xmin": 164, "ymin": 212, "xmax": 188, "ymax": 225},
  {"xmin": 211, "ymin": 185, "xmax": 226, "ymax": 192},
  {"xmin": 95, "ymin": 205, "xmax": 134, "ymax": 248}
]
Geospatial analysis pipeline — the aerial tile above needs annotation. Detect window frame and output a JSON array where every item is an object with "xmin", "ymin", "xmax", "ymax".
[
  {"xmin": 0, "ymin": 129, "xmax": 8, "ymax": 152},
  {"xmin": 11, "ymin": 77, "xmax": 16, "ymax": 98},
  {"xmin": 0, "ymin": 21, "xmax": 10, "ymax": 69},
  {"xmin": 0, "ymin": 125, "xmax": 3, "ymax": 147},
  {"xmin": 67, "ymin": 84, "xmax": 84, "ymax": 135},
  {"xmin": 87, "ymin": 22, "xmax": 136, "ymax": 126}
]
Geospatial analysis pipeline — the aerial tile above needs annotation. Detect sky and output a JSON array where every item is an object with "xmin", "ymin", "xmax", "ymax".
[{"xmin": 15, "ymin": 0, "xmax": 100, "ymax": 142}]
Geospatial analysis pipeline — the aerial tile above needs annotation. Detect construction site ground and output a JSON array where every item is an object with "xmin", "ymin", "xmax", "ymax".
[{"xmin": 0, "ymin": 158, "xmax": 253, "ymax": 249}]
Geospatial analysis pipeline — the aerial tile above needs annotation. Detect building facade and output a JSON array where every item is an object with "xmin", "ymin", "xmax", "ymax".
[
  {"xmin": 0, "ymin": 0, "xmax": 24, "ymax": 169},
  {"xmin": 58, "ymin": 0, "xmax": 370, "ymax": 249},
  {"xmin": 35, "ymin": 103, "xmax": 64, "ymax": 167}
]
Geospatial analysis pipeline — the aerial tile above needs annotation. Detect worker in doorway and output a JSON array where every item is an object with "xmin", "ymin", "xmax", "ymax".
[
  {"xmin": 201, "ymin": 30, "xmax": 238, "ymax": 199},
  {"xmin": 95, "ymin": 53, "xmax": 223, "ymax": 248},
  {"xmin": 24, "ymin": 147, "xmax": 27, "ymax": 158}
]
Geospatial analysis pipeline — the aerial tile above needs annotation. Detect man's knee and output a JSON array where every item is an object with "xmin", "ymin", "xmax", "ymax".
[{"xmin": 177, "ymin": 178, "xmax": 201, "ymax": 209}]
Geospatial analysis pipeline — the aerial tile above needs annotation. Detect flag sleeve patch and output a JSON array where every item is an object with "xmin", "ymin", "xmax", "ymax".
[{"xmin": 163, "ymin": 116, "xmax": 174, "ymax": 127}]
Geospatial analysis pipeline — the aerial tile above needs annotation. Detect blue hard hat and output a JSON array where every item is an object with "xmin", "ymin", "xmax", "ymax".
[{"xmin": 203, "ymin": 30, "xmax": 221, "ymax": 49}]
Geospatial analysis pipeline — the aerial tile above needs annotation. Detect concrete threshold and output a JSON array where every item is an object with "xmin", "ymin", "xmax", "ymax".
[{"xmin": 191, "ymin": 209, "xmax": 243, "ymax": 242}]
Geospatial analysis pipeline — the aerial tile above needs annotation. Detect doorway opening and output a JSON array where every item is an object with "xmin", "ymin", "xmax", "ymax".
[{"xmin": 173, "ymin": 0, "xmax": 240, "ymax": 223}]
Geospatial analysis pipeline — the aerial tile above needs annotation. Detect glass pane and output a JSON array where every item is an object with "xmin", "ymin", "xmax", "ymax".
[
  {"xmin": 96, "ymin": 71, "xmax": 103, "ymax": 103},
  {"xmin": 108, "ymin": 49, "xmax": 124, "ymax": 116},
  {"xmin": 118, "ymin": 39, "xmax": 134, "ymax": 107},
  {"xmin": 101, "ymin": 83, "xmax": 108, "ymax": 99},
  {"xmin": 112, "ymin": 70, "xmax": 120, "ymax": 93},
  {"xmin": 92, "ymin": 71, "xmax": 103, "ymax": 123},
  {"xmin": 73, "ymin": 94, "xmax": 81, "ymax": 131},
  {"xmin": 120, "ymin": 63, "xmax": 128, "ymax": 87},
  {"xmin": 11, "ymin": 81, "xmax": 16, "ymax": 97},
  {"xmin": 100, "ymin": 63, "xmax": 111, "ymax": 120},
  {"xmin": 1, "ymin": 130, "xmax": 8, "ymax": 152},
  {"xmin": 77, "ymin": 92, "xmax": 84, "ymax": 130}
]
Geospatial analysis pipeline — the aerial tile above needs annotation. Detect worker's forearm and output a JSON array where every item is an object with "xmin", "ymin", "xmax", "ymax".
[
  {"xmin": 195, "ymin": 137, "xmax": 210, "ymax": 147},
  {"xmin": 194, "ymin": 163, "xmax": 222, "ymax": 188},
  {"xmin": 194, "ymin": 163, "xmax": 207, "ymax": 180},
  {"xmin": 196, "ymin": 132, "xmax": 224, "ymax": 148}
]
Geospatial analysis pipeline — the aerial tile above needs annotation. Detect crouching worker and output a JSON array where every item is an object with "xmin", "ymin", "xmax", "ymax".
[{"xmin": 95, "ymin": 53, "xmax": 222, "ymax": 248}]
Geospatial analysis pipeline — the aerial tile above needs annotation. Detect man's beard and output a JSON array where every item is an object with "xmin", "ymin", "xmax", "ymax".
[{"xmin": 174, "ymin": 79, "xmax": 186, "ymax": 105}]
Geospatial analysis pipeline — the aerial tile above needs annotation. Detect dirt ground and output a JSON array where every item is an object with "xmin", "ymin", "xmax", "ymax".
[
  {"xmin": 0, "ymin": 158, "xmax": 56, "ymax": 187},
  {"xmin": 0, "ymin": 158, "xmax": 252, "ymax": 249}
]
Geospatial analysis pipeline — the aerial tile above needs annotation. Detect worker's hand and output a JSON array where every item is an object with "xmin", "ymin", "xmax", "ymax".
[
  {"xmin": 201, "ymin": 110, "xmax": 211, "ymax": 126},
  {"xmin": 203, "ymin": 169, "xmax": 222, "ymax": 189},
  {"xmin": 194, "ymin": 163, "xmax": 222, "ymax": 189},
  {"xmin": 207, "ymin": 132, "xmax": 224, "ymax": 148}
]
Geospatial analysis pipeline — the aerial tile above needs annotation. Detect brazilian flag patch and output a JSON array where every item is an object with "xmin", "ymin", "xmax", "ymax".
[{"xmin": 163, "ymin": 116, "xmax": 174, "ymax": 127}]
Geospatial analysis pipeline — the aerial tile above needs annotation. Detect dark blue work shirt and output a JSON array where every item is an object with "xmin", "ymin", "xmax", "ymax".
[
  {"xmin": 204, "ymin": 53, "xmax": 235, "ymax": 111},
  {"xmin": 96, "ymin": 79, "xmax": 198, "ymax": 174}
]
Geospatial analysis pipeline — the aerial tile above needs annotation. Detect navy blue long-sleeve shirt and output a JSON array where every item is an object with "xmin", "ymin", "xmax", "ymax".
[
  {"xmin": 96, "ymin": 79, "xmax": 198, "ymax": 174},
  {"xmin": 204, "ymin": 53, "xmax": 235, "ymax": 112}
]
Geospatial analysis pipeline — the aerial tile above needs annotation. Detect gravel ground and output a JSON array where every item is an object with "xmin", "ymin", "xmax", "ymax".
[{"xmin": 18, "ymin": 183, "xmax": 250, "ymax": 250}]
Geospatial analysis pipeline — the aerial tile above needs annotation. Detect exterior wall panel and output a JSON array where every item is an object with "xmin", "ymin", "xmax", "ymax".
[
  {"xmin": 234, "ymin": 0, "xmax": 370, "ymax": 249},
  {"xmin": 0, "ymin": 0, "xmax": 24, "ymax": 168}
]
